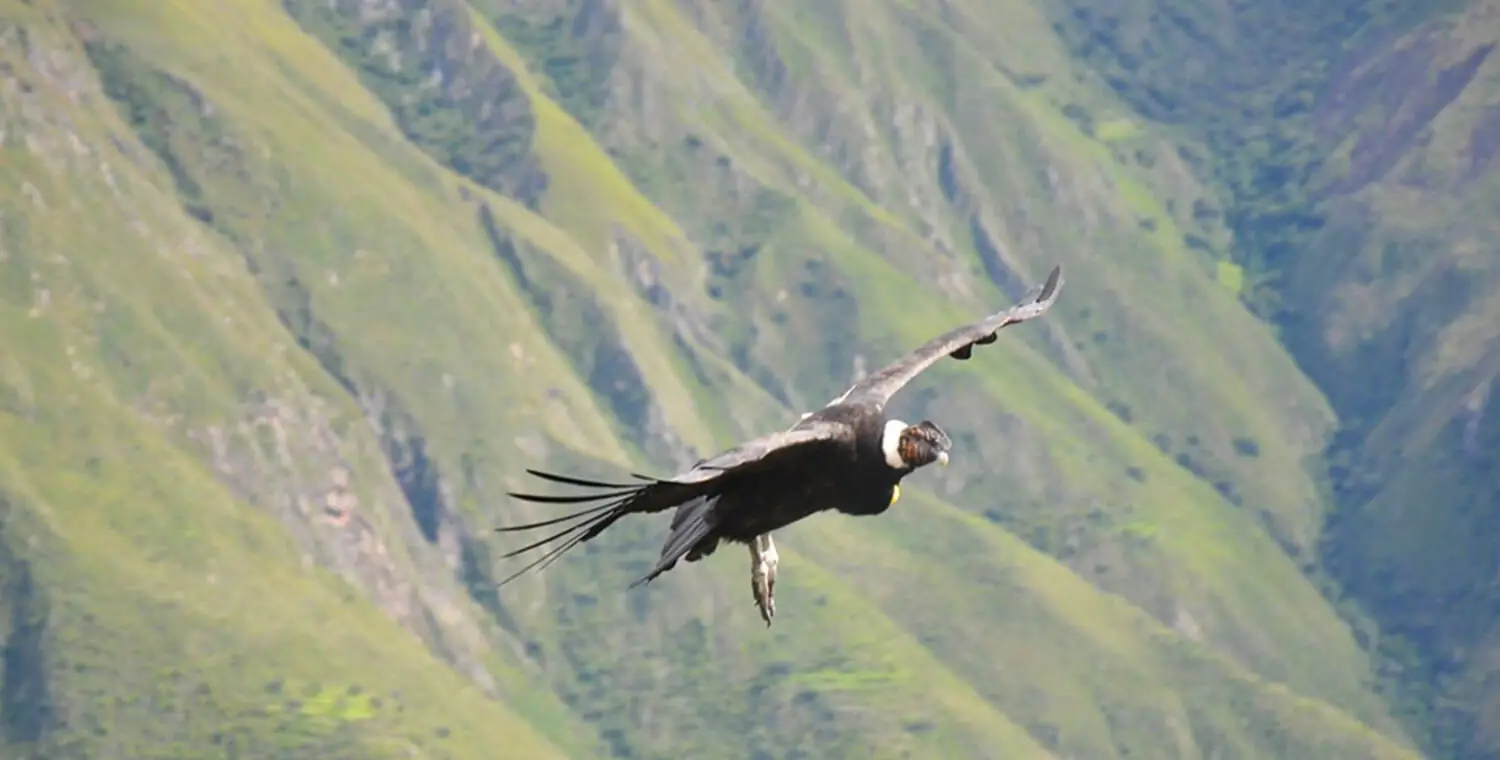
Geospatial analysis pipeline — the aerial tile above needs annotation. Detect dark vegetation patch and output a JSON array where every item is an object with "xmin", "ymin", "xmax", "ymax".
[
  {"xmin": 486, "ymin": 0, "xmax": 623, "ymax": 130},
  {"xmin": 81, "ymin": 37, "xmax": 231, "ymax": 227},
  {"xmin": 1052, "ymin": 4, "xmax": 1492, "ymax": 754},
  {"xmin": 477, "ymin": 202, "xmax": 659, "ymax": 447},
  {"xmin": 283, "ymin": 0, "xmax": 547, "ymax": 206},
  {"xmin": 0, "ymin": 499, "xmax": 54, "ymax": 749},
  {"xmin": 1051, "ymin": 0, "xmax": 1406, "ymax": 320}
]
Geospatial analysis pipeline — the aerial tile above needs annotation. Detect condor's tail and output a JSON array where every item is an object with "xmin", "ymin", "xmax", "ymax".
[
  {"xmin": 494, "ymin": 468, "xmax": 696, "ymax": 586},
  {"xmin": 627, "ymin": 493, "xmax": 722, "ymax": 590}
]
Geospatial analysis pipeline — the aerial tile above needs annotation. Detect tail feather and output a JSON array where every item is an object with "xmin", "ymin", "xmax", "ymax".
[
  {"xmin": 503, "ymin": 489, "xmax": 639, "ymax": 505},
  {"xmin": 497, "ymin": 468, "xmax": 647, "ymax": 532},
  {"xmin": 522, "ymin": 468, "xmax": 657, "ymax": 490},
  {"xmin": 496, "ymin": 499, "xmax": 633, "ymax": 586},
  {"xmin": 628, "ymin": 497, "xmax": 718, "ymax": 589},
  {"xmin": 493, "ymin": 466, "xmax": 696, "ymax": 586},
  {"xmin": 498, "ymin": 504, "xmax": 623, "ymax": 559},
  {"xmin": 496, "ymin": 520, "xmax": 604, "ymax": 586},
  {"xmin": 493, "ymin": 502, "xmax": 617, "ymax": 533}
]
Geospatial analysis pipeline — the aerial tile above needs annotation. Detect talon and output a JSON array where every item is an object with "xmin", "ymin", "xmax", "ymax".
[
  {"xmin": 764, "ymin": 575, "xmax": 776, "ymax": 626},
  {"xmin": 751, "ymin": 571, "xmax": 774, "ymax": 625},
  {"xmin": 749, "ymin": 535, "xmax": 779, "ymax": 627}
]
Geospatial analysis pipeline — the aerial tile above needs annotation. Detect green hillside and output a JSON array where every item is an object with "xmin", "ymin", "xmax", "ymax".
[
  {"xmin": 0, "ymin": 0, "xmax": 1489, "ymax": 757},
  {"xmin": 1280, "ymin": 5, "xmax": 1500, "ymax": 757},
  {"xmin": 1049, "ymin": 0, "xmax": 1500, "ymax": 755}
]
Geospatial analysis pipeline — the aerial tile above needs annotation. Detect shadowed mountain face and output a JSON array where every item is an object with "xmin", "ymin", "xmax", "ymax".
[{"xmin": 0, "ymin": 0, "xmax": 1493, "ymax": 757}]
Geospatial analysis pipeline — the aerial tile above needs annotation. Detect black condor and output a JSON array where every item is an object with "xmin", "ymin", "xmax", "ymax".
[{"xmin": 497, "ymin": 264, "xmax": 1064, "ymax": 625}]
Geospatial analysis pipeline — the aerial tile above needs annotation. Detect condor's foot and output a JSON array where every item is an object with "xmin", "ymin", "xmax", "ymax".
[{"xmin": 749, "ymin": 533, "xmax": 779, "ymax": 626}]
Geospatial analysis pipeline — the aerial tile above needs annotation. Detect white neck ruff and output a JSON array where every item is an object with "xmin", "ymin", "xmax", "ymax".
[{"xmin": 881, "ymin": 419, "xmax": 908, "ymax": 469}]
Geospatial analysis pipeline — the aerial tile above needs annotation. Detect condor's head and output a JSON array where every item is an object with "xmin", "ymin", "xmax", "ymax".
[{"xmin": 881, "ymin": 419, "xmax": 952, "ymax": 472}]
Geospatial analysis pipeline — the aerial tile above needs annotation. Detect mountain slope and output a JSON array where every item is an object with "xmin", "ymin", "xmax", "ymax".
[
  {"xmin": 0, "ymin": 0, "xmax": 1442, "ymax": 757},
  {"xmin": 1048, "ymin": 0, "xmax": 1500, "ymax": 756},
  {"xmin": 0, "ymin": 4, "xmax": 589, "ymax": 758},
  {"xmin": 1281, "ymin": 4, "xmax": 1500, "ymax": 756}
]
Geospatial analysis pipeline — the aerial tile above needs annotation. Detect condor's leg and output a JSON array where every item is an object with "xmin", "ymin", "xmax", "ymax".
[{"xmin": 749, "ymin": 532, "xmax": 779, "ymax": 626}]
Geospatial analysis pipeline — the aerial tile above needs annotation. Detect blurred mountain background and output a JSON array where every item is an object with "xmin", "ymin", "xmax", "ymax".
[{"xmin": 1, "ymin": 0, "xmax": 1497, "ymax": 757}]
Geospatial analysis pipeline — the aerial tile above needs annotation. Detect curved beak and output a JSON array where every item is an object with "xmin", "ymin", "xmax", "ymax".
[{"xmin": 937, "ymin": 451, "xmax": 950, "ymax": 468}]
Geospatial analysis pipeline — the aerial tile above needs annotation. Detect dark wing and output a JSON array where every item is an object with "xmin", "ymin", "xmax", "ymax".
[
  {"xmin": 494, "ymin": 417, "xmax": 853, "ymax": 586},
  {"xmin": 831, "ymin": 263, "xmax": 1063, "ymax": 411}
]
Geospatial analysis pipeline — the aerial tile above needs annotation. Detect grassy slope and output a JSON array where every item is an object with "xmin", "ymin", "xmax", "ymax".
[
  {"xmin": 1273, "ymin": 2, "xmax": 1500, "ymax": 756},
  {"xmin": 0, "ymin": 0, "xmax": 1437, "ymax": 758},
  {"xmin": 0, "ymin": 2, "xmax": 585, "ymax": 758},
  {"xmin": 1044, "ymin": 0, "xmax": 1500, "ymax": 755}
]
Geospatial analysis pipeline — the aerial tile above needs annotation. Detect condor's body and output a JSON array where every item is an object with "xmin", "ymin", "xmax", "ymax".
[
  {"xmin": 670, "ymin": 400, "xmax": 924, "ymax": 567},
  {"xmin": 497, "ymin": 264, "xmax": 1063, "ymax": 625}
]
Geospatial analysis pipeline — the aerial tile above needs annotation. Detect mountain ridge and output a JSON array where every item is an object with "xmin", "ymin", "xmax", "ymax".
[{"xmin": 0, "ymin": 0, "xmax": 1493, "ymax": 757}]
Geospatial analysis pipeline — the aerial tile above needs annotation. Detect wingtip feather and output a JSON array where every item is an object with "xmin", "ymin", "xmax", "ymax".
[{"xmin": 1039, "ymin": 263, "xmax": 1063, "ymax": 302}]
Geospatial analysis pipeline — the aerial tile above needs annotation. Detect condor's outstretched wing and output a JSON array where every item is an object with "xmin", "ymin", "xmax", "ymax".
[
  {"xmin": 494, "ymin": 417, "xmax": 853, "ymax": 586},
  {"xmin": 831, "ymin": 264, "xmax": 1063, "ymax": 411}
]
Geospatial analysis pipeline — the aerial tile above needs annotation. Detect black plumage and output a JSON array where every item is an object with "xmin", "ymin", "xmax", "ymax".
[{"xmin": 495, "ymin": 263, "xmax": 1064, "ymax": 593}]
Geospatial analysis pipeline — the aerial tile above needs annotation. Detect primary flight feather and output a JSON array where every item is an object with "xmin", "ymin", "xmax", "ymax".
[{"xmin": 495, "ymin": 264, "xmax": 1064, "ymax": 620}]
